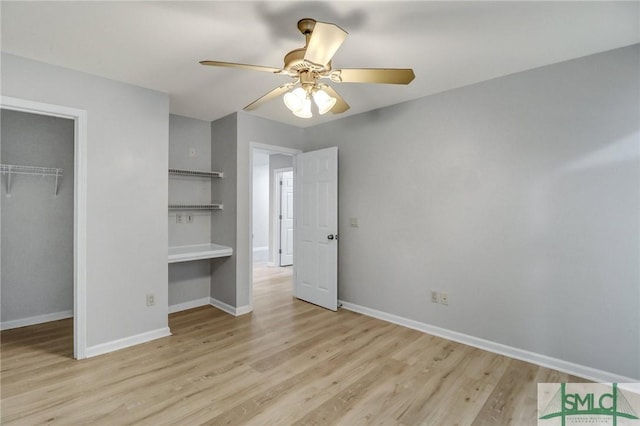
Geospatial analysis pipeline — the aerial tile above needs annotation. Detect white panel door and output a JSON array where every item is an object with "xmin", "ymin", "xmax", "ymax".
[
  {"xmin": 279, "ymin": 171, "xmax": 294, "ymax": 266},
  {"xmin": 295, "ymin": 147, "xmax": 338, "ymax": 311}
]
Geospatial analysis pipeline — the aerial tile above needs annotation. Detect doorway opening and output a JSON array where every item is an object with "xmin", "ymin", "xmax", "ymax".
[
  {"xmin": 0, "ymin": 96, "xmax": 87, "ymax": 359},
  {"xmin": 249, "ymin": 143, "xmax": 300, "ymax": 313}
]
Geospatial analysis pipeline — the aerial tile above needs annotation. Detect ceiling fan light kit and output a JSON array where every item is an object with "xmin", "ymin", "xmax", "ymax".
[
  {"xmin": 200, "ymin": 18, "xmax": 415, "ymax": 119},
  {"xmin": 284, "ymin": 85, "xmax": 336, "ymax": 117}
]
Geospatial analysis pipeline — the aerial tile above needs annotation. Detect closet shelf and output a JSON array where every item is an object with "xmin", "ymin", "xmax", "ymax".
[
  {"xmin": 168, "ymin": 243, "xmax": 233, "ymax": 263},
  {"xmin": 169, "ymin": 204, "xmax": 223, "ymax": 211},
  {"xmin": 1, "ymin": 163, "xmax": 63, "ymax": 195},
  {"xmin": 169, "ymin": 168, "xmax": 223, "ymax": 178}
]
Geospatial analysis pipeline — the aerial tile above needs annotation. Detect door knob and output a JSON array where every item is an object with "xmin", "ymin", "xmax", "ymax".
[{"xmin": 327, "ymin": 234, "xmax": 338, "ymax": 240}]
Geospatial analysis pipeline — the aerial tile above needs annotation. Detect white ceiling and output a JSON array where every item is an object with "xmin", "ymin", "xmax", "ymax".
[{"xmin": 2, "ymin": 1, "xmax": 638, "ymax": 128}]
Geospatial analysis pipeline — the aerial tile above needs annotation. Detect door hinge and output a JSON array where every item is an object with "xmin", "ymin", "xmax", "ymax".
[
  {"xmin": 279, "ymin": 249, "xmax": 282, "ymax": 254},
  {"xmin": 279, "ymin": 180, "xmax": 283, "ymax": 185},
  {"xmin": 279, "ymin": 214, "xmax": 282, "ymax": 220}
]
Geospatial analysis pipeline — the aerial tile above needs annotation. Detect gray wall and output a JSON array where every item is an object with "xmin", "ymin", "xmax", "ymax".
[
  {"xmin": 1, "ymin": 110, "xmax": 74, "ymax": 322},
  {"xmin": 168, "ymin": 114, "xmax": 212, "ymax": 306},
  {"xmin": 304, "ymin": 45, "xmax": 640, "ymax": 379},
  {"xmin": 210, "ymin": 113, "xmax": 238, "ymax": 306},
  {"xmin": 2, "ymin": 53, "xmax": 169, "ymax": 347},
  {"xmin": 209, "ymin": 113, "xmax": 304, "ymax": 308}
]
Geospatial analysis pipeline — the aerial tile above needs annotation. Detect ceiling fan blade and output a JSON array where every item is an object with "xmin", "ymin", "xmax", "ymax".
[
  {"xmin": 200, "ymin": 60, "xmax": 282, "ymax": 74},
  {"xmin": 319, "ymin": 84, "xmax": 350, "ymax": 114},
  {"xmin": 304, "ymin": 22, "xmax": 348, "ymax": 67},
  {"xmin": 243, "ymin": 83, "xmax": 295, "ymax": 111},
  {"xmin": 331, "ymin": 68, "xmax": 415, "ymax": 85}
]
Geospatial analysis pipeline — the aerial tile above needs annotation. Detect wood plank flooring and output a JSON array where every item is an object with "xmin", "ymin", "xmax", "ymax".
[{"xmin": 1, "ymin": 264, "xmax": 586, "ymax": 425}]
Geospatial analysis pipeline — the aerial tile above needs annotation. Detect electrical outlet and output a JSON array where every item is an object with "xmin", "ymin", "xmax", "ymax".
[
  {"xmin": 440, "ymin": 293, "xmax": 449, "ymax": 305},
  {"xmin": 187, "ymin": 214, "xmax": 194, "ymax": 224},
  {"xmin": 431, "ymin": 290, "xmax": 439, "ymax": 303},
  {"xmin": 146, "ymin": 293, "xmax": 155, "ymax": 307},
  {"xmin": 176, "ymin": 214, "xmax": 184, "ymax": 224},
  {"xmin": 189, "ymin": 147, "xmax": 196, "ymax": 157}
]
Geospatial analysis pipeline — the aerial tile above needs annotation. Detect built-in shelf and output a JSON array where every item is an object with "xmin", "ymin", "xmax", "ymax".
[
  {"xmin": 168, "ymin": 204, "xmax": 223, "ymax": 210},
  {"xmin": 168, "ymin": 168, "xmax": 223, "ymax": 211},
  {"xmin": 168, "ymin": 243, "xmax": 233, "ymax": 263},
  {"xmin": 169, "ymin": 168, "xmax": 223, "ymax": 178},
  {"xmin": 1, "ymin": 163, "xmax": 63, "ymax": 195}
]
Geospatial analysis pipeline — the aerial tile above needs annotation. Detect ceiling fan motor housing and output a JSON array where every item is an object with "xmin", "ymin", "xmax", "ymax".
[{"xmin": 283, "ymin": 48, "xmax": 329, "ymax": 73}]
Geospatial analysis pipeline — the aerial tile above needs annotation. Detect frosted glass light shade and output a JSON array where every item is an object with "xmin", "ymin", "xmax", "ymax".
[
  {"xmin": 293, "ymin": 97, "xmax": 312, "ymax": 118},
  {"xmin": 283, "ymin": 88, "xmax": 306, "ymax": 113},
  {"xmin": 313, "ymin": 89, "xmax": 337, "ymax": 115}
]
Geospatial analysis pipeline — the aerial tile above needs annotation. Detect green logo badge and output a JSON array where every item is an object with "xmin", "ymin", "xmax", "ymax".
[{"xmin": 539, "ymin": 383, "xmax": 639, "ymax": 425}]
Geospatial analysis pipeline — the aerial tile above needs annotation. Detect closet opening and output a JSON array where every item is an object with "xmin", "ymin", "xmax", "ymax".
[{"xmin": 0, "ymin": 97, "xmax": 87, "ymax": 360}]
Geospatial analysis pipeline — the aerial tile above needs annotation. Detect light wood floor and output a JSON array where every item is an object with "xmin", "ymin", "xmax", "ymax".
[{"xmin": 1, "ymin": 265, "xmax": 586, "ymax": 425}]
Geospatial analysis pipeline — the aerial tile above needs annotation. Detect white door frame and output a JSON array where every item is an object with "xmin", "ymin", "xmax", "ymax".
[
  {"xmin": 1, "ymin": 96, "xmax": 88, "ymax": 359},
  {"xmin": 272, "ymin": 167, "xmax": 293, "ymax": 266},
  {"xmin": 249, "ymin": 142, "xmax": 301, "ymax": 308}
]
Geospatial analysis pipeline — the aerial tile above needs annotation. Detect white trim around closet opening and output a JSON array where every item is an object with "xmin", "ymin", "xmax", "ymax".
[{"xmin": 1, "ymin": 96, "xmax": 88, "ymax": 360}]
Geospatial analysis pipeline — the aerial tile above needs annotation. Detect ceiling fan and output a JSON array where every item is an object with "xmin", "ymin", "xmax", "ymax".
[{"xmin": 200, "ymin": 18, "xmax": 415, "ymax": 118}]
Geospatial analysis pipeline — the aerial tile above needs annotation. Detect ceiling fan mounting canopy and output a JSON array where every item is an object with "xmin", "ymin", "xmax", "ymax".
[
  {"xmin": 297, "ymin": 18, "xmax": 317, "ymax": 36},
  {"xmin": 200, "ymin": 17, "xmax": 415, "ymax": 116}
]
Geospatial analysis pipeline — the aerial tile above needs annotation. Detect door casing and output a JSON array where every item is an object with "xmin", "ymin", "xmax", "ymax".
[{"xmin": 1, "ymin": 96, "xmax": 88, "ymax": 359}]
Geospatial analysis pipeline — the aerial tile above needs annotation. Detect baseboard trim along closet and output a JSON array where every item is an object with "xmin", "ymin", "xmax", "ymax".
[
  {"xmin": 85, "ymin": 327, "xmax": 171, "ymax": 358},
  {"xmin": 1, "ymin": 310, "xmax": 73, "ymax": 330},
  {"xmin": 338, "ymin": 300, "xmax": 638, "ymax": 384},
  {"xmin": 168, "ymin": 297, "xmax": 211, "ymax": 314},
  {"xmin": 209, "ymin": 297, "xmax": 252, "ymax": 317}
]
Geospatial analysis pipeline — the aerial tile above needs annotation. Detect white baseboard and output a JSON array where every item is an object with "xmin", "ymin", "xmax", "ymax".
[
  {"xmin": 253, "ymin": 246, "xmax": 269, "ymax": 262},
  {"xmin": 85, "ymin": 327, "xmax": 171, "ymax": 358},
  {"xmin": 235, "ymin": 305, "xmax": 253, "ymax": 316},
  {"xmin": 1, "ymin": 310, "xmax": 73, "ymax": 330},
  {"xmin": 339, "ymin": 300, "xmax": 638, "ymax": 384},
  {"xmin": 209, "ymin": 297, "xmax": 253, "ymax": 317},
  {"xmin": 168, "ymin": 297, "xmax": 211, "ymax": 314}
]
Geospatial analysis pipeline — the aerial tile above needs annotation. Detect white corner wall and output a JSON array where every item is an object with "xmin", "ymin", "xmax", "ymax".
[
  {"xmin": 236, "ymin": 113, "xmax": 304, "ymax": 308},
  {"xmin": 1, "ymin": 53, "xmax": 170, "ymax": 350},
  {"xmin": 304, "ymin": 45, "xmax": 640, "ymax": 380}
]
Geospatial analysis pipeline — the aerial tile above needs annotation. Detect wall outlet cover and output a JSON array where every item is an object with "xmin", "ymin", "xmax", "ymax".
[{"xmin": 440, "ymin": 293, "xmax": 449, "ymax": 305}]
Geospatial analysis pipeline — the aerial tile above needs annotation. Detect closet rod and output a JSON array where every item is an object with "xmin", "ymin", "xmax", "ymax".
[{"xmin": 0, "ymin": 164, "xmax": 63, "ymax": 196}]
